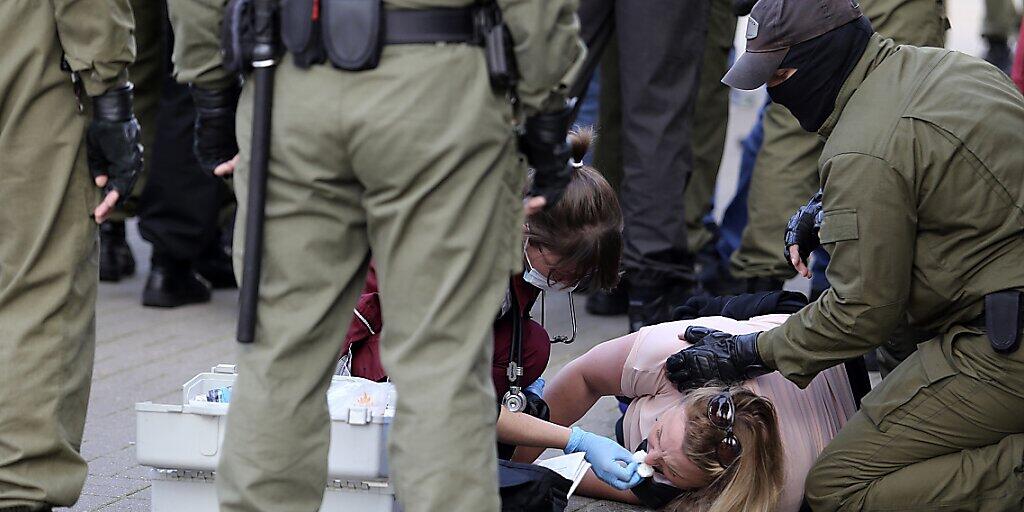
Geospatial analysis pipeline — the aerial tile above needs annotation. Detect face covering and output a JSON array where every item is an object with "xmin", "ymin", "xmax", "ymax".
[
  {"xmin": 767, "ymin": 16, "xmax": 874, "ymax": 132},
  {"xmin": 523, "ymin": 240, "xmax": 578, "ymax": 293}
]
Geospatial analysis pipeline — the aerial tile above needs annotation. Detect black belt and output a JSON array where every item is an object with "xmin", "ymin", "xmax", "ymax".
[{"xmin": 384, "ymin": 8, "xmax": 480, "ymax": 45}]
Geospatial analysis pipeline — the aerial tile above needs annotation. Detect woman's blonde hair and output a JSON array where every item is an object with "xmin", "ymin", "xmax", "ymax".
[{"xmin": 664, "ymin": 385, "xmax": 785, "ymax": 512}]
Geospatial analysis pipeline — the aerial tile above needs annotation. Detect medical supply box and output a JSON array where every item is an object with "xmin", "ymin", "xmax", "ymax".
[{"xmin": 136, "ymin": 364, "xmax": 398, "ymax": 511}]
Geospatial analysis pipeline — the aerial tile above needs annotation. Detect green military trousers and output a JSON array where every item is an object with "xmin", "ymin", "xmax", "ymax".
[
  {"xmin": 0, "ymin": 1, "xmax": 98, "ymax": 508},
  {"xmin": 729, "ymin": 0, "xmax": 947, "ymax": 281},
  {"xmin": 217, "ymin": 46, "xmax": 523, "ymax": 512},
  {"xmin": 806, "ymin": 329, "xmax": 1024, "ymax": 511}
]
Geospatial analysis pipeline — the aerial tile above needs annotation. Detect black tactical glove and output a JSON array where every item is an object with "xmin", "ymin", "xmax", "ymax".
[
  {"xmin": 732, "ymin": 0, "xmax": 758, "ymax": 16},
  {"xmin": 519, "ymin": 105, "xmax": 573, "ymax": 209},
  {"xmin": 190, "ymin": 83, "xmax": 242, "ymax": 174},
  {"xmin": 783, "ymin": 191, "xmax": 823, "ymax": 267},
  {"xmin": 665, "ymin": 327, "xmax": 769, "ymax": 390},
  {"xmin": 86, "ymin": 83, "xmax": 144, "ymax": 204}
]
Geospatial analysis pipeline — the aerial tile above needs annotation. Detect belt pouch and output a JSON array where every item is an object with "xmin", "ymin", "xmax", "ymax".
[
  {"xmin": 281, "ymin": 0, "xmax": 327, "ymax": 67},
  {"xmin": 321, "ymin": 0, "xmax": 384, "ymax": 71},
  {"xmin": 985, "ymin": 290, "xmax": 1022, "ymax": 354},
  {"xmin": 221, "ymin": 0, "xmax": 256, "ymax": 73}
]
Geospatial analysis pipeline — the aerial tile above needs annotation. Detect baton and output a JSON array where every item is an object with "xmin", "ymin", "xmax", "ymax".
[{"xmin": 237, "ymin": 0, "xmax": 278, "ymax": 344}]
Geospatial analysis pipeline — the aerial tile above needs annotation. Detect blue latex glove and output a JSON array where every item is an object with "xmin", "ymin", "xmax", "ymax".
[
  {"xmin": 524, "ymin": 378, "xmax": 545, "ymax": 397},
  {"xmin": 564, "ymin": 427, "xmax": 642, "ymax": 490}
]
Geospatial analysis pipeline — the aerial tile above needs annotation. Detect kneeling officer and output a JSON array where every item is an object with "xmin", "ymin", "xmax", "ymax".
[
  {"xmin": 664, "ymin": 0, "xmax": 1024, "ymax": 510},
  {"xmin": 167, "ymin": 0, "xmax": 584, "ymax": 511}
]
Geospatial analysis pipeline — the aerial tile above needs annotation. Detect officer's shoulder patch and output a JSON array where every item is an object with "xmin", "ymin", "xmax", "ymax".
[{"xmin": 746, "ymin": 18, "xmax": 759, "ymax": 40}]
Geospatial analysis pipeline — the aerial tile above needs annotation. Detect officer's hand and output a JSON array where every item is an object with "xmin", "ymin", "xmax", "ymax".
[
  {"xmin": 665, "ymin": 327, "xmax": 768, "ymax": 391},
  {"xmin": 86, "ymin": 83, "xmax": 144, "ymax": 224},
  {"xmin": 784, "ymin": 191, "xmax": 823, "ymax": 278},
  {"xmin": 564, "ymin": 427, "xmax": 642, "ymax": 490},
  {"xmin": 191, "ymin": 84, "xmax": 241, "ymax": 177},
  {"xmin": 519, "ymin": 105, "xmax": 574, "ymax": 210}
]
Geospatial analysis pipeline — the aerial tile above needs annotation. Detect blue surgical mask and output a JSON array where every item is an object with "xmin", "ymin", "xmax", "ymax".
[{"xmin": 523, "ymin": 240, "xmax": 578, "ymax": 293}]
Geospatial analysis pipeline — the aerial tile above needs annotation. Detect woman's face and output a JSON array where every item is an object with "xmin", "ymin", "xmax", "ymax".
[
  {"xmin": 523, "ymin": 237, "xmax": 579, "ymax": 286},
  {"xmin": 645, "ymin": 407, "xmax": 712, "ymax": 490}
]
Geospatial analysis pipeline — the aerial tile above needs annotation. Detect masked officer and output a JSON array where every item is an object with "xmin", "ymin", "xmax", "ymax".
[
  {"xmin": 664, "ymin": 0, "xmax": 1024, "ymax": 509},
  {"xmin": 166, "ymin": 0, "xmax": 584, "ymax": 510},
  {"xmin": 0, "ymin": 0, "xmax": 142, "ymax": 510},
  {"xmin": 727, "ymin": 0, "xmax": 947, "ymax": 293}
]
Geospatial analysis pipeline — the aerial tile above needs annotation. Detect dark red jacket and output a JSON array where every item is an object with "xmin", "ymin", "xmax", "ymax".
[{"xmin": 342, "ymin": 263, "xmax": 551, "ymax": 398}]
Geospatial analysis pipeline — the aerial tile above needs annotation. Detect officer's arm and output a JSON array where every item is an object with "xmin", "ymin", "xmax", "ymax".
[
  {"xmin": 757, "ymin": 153, "xmax": 915, "ymax": 388},
  {"xmin": 52, "ymin": 0, "xmax": 135, "ymax": 96},
  {"xmin": 167, "ymin": 0, "xmax": 237, "ymax": 89},
  {"xmin": 496, "ymin": 0, "xmax": 586, "ymax": 115}
]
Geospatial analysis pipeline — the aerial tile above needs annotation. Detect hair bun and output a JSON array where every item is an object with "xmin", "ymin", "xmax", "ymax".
[{"xmin": 568, "ymin": 125, "xmax": 595, "ymax": 165}]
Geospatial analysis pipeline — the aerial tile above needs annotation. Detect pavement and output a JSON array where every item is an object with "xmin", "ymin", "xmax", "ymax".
[{"xmin": 57, "ymin": 1, "xmax": 996, "ymax": 509}]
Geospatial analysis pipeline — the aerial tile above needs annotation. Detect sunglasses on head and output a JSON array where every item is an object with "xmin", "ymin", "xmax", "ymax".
[{"xmin": 707, "ymin": 392, "xmax": 742, "ymax": 468}]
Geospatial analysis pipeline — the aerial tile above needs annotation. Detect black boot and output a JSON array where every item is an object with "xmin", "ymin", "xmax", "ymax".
[
  {"xmin": 585, "ymin": 282, "xmax": 628, "ymax": 316},
  {"xmin": 143, "ymin": 255, "xmax": 211, "ymax": 308},
  {"xmin": 99, "ymin": 220, "xmax": 135, "ymax": 282},
  {"xmin": 983, "ymin": 35, "xmax": 1012, "ymax": 75},
  {"xmin": 195, "ymin": 242, "xmax": 237, "ymax": 289},
  {"xmin": 627, "ymin": 281, "xmax": 695, "ymax": 332}
]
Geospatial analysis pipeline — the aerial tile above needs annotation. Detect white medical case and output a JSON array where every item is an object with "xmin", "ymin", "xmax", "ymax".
[{"xmin": 137, "ymin": 365, "xmax": 398, "ymax": 511}]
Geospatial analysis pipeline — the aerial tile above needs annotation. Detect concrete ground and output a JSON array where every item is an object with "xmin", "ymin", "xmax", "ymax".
[{"xmin": 58, "ymin": 2, "xmax": 999, "ymax": 509}]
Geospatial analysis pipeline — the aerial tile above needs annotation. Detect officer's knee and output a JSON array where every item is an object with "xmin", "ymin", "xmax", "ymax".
[{"xmin": 804, "ymin": 450, "xmax": 862, "ymax": 512}]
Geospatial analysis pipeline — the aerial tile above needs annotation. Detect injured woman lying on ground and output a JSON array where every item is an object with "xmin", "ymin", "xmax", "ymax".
[{"xmin": 511, "ymin": 314, "xmax": 857, "ymax": 512}]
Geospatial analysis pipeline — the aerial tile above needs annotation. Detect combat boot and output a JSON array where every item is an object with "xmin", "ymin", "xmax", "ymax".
[
  {"xmin": 142, "ymin": 254, "xmax": 211, "ymax": 308},
  {"xmin": 99, "ymin": 220, "xmax": 135, "ymax": 282},
  {"xmin": 627, "ymin": 281, "xmax": 695, "ymax": 332},
  {"xmin": 195, "ymin": 242, "xmax": 237, "ymax": 289},
  {"xmin": 585, "ymin": 282, "xmax": 628, "ymax": 316}
]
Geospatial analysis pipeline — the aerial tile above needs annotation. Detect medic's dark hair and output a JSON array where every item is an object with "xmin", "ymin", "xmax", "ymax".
[{"xmin": 526, "ymin": 126, "xmax": 623, "ymax": 291}]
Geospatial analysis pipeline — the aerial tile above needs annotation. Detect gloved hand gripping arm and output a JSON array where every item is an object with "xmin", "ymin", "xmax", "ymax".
[
  {"xmin": 191, "ymin": 83, "xmax": 242, "ymax": 176},
  {"xmin": 665, "ymin": 327, "xmax": 770, "ymax": 391},
  {"xmin": 86, "ymin": 83, "xmax": 144, "ymax": 223},
  {"xmin": 519, "ymin": 103, "xmax": 573, "ymax": 212}
]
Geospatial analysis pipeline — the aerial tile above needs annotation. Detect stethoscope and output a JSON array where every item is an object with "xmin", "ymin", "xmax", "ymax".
[{"xmin": 501, "ymin": 289, "xmax": 578, "ymax": 412}]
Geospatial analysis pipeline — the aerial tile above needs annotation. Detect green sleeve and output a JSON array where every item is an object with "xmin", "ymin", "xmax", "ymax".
[
  {"xmin": 496, "ymin": 0, "xmax": 586, "ymax": 116},
  {"xmin": 757, "ymin": 153, "xmax": 915, "ymax": 388},
  {"xmin": 167, "ymin": 0, "xmax": 237, "ymax": 89},
  {"xmin": 53, "ymin": 0, "xmax": 136, "ymax": 96}
]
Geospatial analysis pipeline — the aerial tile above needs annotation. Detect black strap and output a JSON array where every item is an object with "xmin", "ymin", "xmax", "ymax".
[{"xmin": 384, "ymin": 8, "xmax": 478, "ymax": 45}]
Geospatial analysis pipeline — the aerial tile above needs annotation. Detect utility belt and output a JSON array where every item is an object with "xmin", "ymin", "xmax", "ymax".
[
  {"xmin": 966, "ymin": 290, "xmax": 1023, "ymax": 354},
  {"xmin": 223, "ymin": 0, "xmax": 517, "ymax": 89}
]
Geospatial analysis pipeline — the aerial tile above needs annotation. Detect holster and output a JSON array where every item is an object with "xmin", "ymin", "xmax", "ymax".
[
  {"xmin": 475, "ymin": 3, "xmax": 517, "ymax": 90},
  {"xmin": 984, "ymin": 290, "xmax": 1023, "ymax": 354},
  {"xmin": 222, "ymin": 0, "xmax": 257, "ymax": 73}
]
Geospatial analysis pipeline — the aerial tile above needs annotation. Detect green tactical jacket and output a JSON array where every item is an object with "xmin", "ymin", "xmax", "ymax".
[
  {"xmin": 168, "ymin": 0, "xmax": 584, "ymax": 115},
  {"xmin": 51, "ymin": 0, "xmax": 136, "ymax": 96},
  {"xmin": 758, "ymin": 34, "xmax": 1024, "ymax": 387}
]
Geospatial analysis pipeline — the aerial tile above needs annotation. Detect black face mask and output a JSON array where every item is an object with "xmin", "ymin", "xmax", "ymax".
[{"xmin": 767, "ymin": 16, "xmax": 874, "ymax": 132}]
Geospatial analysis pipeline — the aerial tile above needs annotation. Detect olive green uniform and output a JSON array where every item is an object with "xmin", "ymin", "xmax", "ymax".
[
  {"xmin": 167, "ymin": 1, "xmax": 583, "ymax": 511},
  {"xmin": 756, "ymin": 35, "xmax": 1024, "ymax": 511},
  {"xmin": 0, "ymin": 0, "xmax": 134, "ymax": 509},
  {"xmin": 729, "ymin": 0, "xmax": 947, "ymax": 281}
]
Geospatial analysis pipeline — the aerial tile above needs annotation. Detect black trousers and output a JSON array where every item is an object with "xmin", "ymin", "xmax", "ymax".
[
  {"xmin": 137, "ymin": 15, "xmax": 231, "ymax": 264},
  {"xmin": 577, "ymin": 0, "xmax": 709, "ymax": 285}
]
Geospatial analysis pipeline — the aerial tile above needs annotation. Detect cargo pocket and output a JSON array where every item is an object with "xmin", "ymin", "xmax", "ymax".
[
  {"xmin": 861, "ymin": 337, "xmax": 958, "ymax": 431},
  {"xmin": 819, "ymin": 209, "xmax": 862, "ymax": 298}
]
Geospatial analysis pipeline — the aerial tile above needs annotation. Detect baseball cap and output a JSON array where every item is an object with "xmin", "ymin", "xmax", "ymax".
[{"xmin": 723, "ymin": 0, "xmax": 864, "ymax": 90}]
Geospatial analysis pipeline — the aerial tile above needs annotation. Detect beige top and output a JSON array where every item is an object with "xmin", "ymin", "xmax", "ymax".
[{"xmin": 620, "ymin": 314, "xmax": 857, "ymax": 512}]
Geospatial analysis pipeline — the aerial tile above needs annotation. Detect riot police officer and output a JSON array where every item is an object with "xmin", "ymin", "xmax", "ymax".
[
  {"xmin": 166, "ymin": 0, "xmax": 584, "ymax": 510},
  {"xmin": 0, "ymin": 0, "xmax": 142, "ymax": 509},
  {"xmin": 665, "ymin": 0, "xmax": 1024, "ymax": 510}
]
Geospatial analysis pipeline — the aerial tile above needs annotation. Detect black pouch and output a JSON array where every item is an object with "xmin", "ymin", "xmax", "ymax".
[
  {"xmin": 281, "ymin": 0, "xmax": 327, "ymax": 67},
  {"xmin": 221, "ymin": 0, "xmax": 256, "ymax": 73},
  {"xmin": 985, "ymin": 290, "xmax": 1022, "ymax": 354},
  {"xmin": 320, "ymin": 0, "xmax": 384, "ymax": 71},
  {"xmin": 498, "ymin": 460, "xmax": 570, "ymax": 512},
  {"xmin": 475, "ymin": 4, "xmax": 517, "ymax": 90}
]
